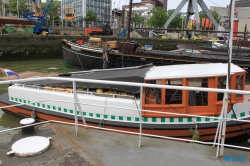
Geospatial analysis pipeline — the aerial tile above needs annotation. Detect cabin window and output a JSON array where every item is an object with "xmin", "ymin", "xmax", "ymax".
[
  {"xmin": 188, "ymin": 78, "xmax": 208, "ymax": 106},
  {"xmin": 165, "ymin": 79, "xmax": 182, "ymax": 104},
  {"xmin": 217, "ymin": 76, "xmax": 226, "ymax": 101},
  {"xmin": 236, "ymin": 75, "xmax": 243, "ymax": 98},
  {"xmin": 145, "ymin": 80, "xmax": 162, "ymax": 104}
]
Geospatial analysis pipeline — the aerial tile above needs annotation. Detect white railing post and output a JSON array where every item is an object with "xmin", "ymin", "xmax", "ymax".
[
  {"xmin": 73, "ymin": 81, "xmax": 87, "ymax": 129},
  {"xmin": 213, "ymin": 116, "xmax": 221, "ymax": 147},
  {"xmin": 139, "ymin": 86, "xmax": 143, "ymax": 147},
  {"xmin": 220, "ymin": 93, "xmax": 229, "ymax": 156},
  {"xmin": 73, "ymin": 81, "xmax": 79, "ymax": 136},
  {"xmin": 216, "ymin": 110, "xmax": 224, "ymax": 157}
]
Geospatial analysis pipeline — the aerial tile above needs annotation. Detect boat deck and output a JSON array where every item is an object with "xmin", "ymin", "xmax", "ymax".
[{"xmin": 0, "ymin": 122, "xmax": 249, "ymax": 166}]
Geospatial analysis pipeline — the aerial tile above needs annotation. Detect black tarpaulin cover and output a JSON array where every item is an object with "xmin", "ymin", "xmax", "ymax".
[{"xmin": 24, "ymin": 65, "xmax": 153, "ymax": 94}]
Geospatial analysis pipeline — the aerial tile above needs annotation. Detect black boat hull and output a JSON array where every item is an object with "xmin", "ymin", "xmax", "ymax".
[{"xmin": 62, "ymin": 40, "xmax": 250, "ymax": 69}]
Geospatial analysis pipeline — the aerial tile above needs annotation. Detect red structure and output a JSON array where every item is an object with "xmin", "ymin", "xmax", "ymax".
[{"xmin": 233, "ymin": 9, "xmax": 239, "ymax": 37}]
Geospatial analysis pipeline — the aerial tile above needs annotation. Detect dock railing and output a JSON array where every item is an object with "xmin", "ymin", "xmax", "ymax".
[{"xmin": 1, "ymin": 77, "xmax": 250, "ymax": 158}]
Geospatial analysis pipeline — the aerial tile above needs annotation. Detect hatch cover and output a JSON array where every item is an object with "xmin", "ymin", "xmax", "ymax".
[{"xmin": 7, "ymin": 136, "xmax": 51, "ymax": 157}]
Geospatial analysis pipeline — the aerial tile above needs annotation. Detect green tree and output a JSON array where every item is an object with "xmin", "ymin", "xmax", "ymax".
[
  {"xmin": 6, "ymin": 0, "xmax": 27, "ymax": 16},
  {"xmin": 41, "ymin": 1, "xmax": 61, "ymax": 26},
  {"xmin": 0, "ymin": 0, "xmax": 3, "ymax": 16},
  {"xmin": 41, "ymin": 1, "xmax": 60, "ymax": 18},
  {"xmin": 148, "ymin": 7, "xmax": 168, "ymax": 28},
  {"xmin": 83, "ymin": 9, "xmax": 97, "ymax": 24},
  {"xmin": 131, "ymin": 14, "xmax": 144, "ymax": 24},
  {"xmin": 166, "ymin": 9, "xmax": 183, "ymax": 28}
]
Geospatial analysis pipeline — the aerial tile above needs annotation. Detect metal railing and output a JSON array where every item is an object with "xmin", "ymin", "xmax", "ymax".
[{"xmin": 1, "ymin": 76, "xmax": 250, "ymax": 158}]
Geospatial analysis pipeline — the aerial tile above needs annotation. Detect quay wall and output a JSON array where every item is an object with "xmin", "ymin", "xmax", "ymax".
[{"xmin": 0, "ymin": 35, "xmax": 209, "ymax": 61}]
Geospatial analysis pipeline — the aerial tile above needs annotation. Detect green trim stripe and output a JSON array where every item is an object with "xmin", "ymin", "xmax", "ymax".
[
  {"xmin": 9, "ymin": 96, "xmax": 250, "ymax": 124},
  {"xmin": 240, "ymin": 112, "xmax": 245, "ymax": 117}
]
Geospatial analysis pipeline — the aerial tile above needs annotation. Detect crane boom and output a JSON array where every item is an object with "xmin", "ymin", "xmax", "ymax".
[
  {"xmin": 43, "ymin": 0, "xmax": 53, "ymax": 17},
  {"xmin": 33, "ymin": 0, "xmax": 41, "ymax": 14},
  {"xmin": 23, "ymin": 0, "xmax": 54, "ymax": 35}
]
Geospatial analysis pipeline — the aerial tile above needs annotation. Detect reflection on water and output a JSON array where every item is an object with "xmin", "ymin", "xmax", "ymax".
[{"xmin": 0, "ymin": 108, "xmax": 22, "ymax": 130}]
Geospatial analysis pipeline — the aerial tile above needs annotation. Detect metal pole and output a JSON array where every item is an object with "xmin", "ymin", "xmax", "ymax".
[
  {"xmin": 17, "ymin": 0, "xmax": 19, "ymax": 18},
  {"xmin": 138, "ymin": 86, "xmax": 143, "ymax": 147},
  {"xmin": 182, "ymin": 16, "xmax": 184, "ymax": 29},
  {"xmin": 3, "ymin": 2, "xmax": 5, "ymax": 16},
  {"xmin": 110, "ymin": 0, "xmax": 112, "ymax": 25},
  {"xmin": 216, "ymin": 105, "xmax": 224, "ymax": 157},
  {"xmin": 73, "ymin": 81, "xmax": 78, "ymax": 136},
  {"xmin": 127, "ymin": 0, "xmax": 133, "ymax": 42},
  {"xmin": 114, "ymin": 2, "xmax": 116, "ymax": 30},
  {"xmin": 219, "ymin": 0, "xmax": 235, "ymax": 157}
]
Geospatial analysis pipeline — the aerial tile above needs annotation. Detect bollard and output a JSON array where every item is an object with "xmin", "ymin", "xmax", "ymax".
[{"xmin": 20, "ymin": 118, "xmax": 35, "ymax": 134}]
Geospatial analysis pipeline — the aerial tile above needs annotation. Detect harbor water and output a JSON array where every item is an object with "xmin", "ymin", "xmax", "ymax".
[
  {"xmin": 0, "ymin": 59, "xmax": 250, "ymax": 148},
  {"xmin": 0, "ymin": 58, "xmax": 80, "ymax": 129}
]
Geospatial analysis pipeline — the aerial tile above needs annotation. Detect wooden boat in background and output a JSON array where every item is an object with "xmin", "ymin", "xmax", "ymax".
[
  {"xmin": 62, "ymin": 38, "xmax": 250, "ymax": 70},
  {"xmin": 0, "ymin": 63, "xmax": 250, "ymax": 142}
]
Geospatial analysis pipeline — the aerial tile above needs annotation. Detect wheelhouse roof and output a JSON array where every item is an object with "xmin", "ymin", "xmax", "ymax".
[{"xmin": 145, "ymin": 63, "xmax": 245, "ymax": 80}]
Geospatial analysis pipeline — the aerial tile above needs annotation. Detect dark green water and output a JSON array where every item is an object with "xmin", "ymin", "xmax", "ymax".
[
  {"xmin": 0, "ymin": 59, "xmax": 80, "ymax": 129},
  {"xmin": 0, "ymin": 59, "xmax": 80, "ymax": 94}
]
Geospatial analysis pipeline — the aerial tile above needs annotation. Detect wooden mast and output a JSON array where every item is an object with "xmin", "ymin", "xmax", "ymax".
[{"xmin": 127, "ymin": 0, "xmax": 133, "ymax": 42}]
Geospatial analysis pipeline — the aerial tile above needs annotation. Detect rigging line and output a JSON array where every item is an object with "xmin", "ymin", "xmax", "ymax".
[
  {"xmin": 75, "ymin": 52, "xmax": 84, "ymax": 70},
  {"xmin": 228, "ymin": 96, "xmax": 250, "ymax": 136},
  {"xmin": 133, "ymin": 96, "xmax": 141, "ymax": 117},
  {"xmin": 216, "ymin": 0, "xmax": 230, "ymax": 5},
  {"xmin": 102, "ymin": 96, "xmax": 108, "ymax": 128},
  {"xmin": 207, "ymin": 0, "xmax": 250, "ymax": 25},
  {"xmin": 117, "ymin": 0, "xmax": 122, "ymax": 9},
  {"xmin": 207, "ymin": 0, "xmax": 225, "ymax": 8}
]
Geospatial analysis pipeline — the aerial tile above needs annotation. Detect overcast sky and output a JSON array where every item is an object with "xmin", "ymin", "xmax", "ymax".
[{"xmin": 112, "ymin": 0, "xmax": 231, "ymax": 11}]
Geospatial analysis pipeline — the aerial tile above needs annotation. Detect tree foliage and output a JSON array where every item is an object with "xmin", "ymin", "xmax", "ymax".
[
  {"xmin": 41, "ymin": 1, "xmax": 60, "ymax": 18},
  {"xmin": 148, "ymin": 7, "xmax": 168, "ymax": 28},
  {"xmin": 199, "ymin": 10, "xmax": 220, "ymax": 24},
  {"xmin": 83, "ymin": 10, "xmax": 97, "ymax": 23},
  {"xmin": 131, "ymin": 14, "xmax": 144, "ymax": 24},
  {"xmin": 0, "ymin": 0, "xmax": 3, "ymax": 16},
  {"xmin": 166, "ymin": 9, "xmax": 183, "ymax": 28},
  {"xmin": 6, "ymin": 0, "xmax": 27, "ymax": 16}
]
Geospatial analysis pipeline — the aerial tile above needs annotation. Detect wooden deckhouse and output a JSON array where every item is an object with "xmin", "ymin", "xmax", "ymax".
[{"xmin": 142, "ymin": 63, "xmax": 246, "ymax": 117}]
